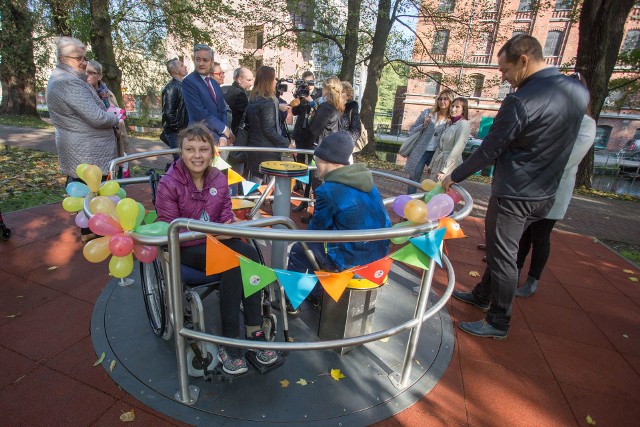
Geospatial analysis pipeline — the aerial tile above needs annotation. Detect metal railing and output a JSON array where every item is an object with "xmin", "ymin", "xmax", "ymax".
[{"xmin": 101, "ymin": 148, "xmax": 473, "ymax": 404}]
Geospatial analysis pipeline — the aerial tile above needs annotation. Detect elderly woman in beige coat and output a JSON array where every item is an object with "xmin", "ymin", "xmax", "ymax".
[
  {"xmin": 46, "ymin": 37, "xmax": 121, "ymax": 179},
  {"xmin": 427, "ymin": 97, "xmax": 471, "ymax": 181}
]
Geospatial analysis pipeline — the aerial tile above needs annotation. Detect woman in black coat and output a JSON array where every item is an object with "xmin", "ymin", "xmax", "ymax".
[
  {"xmin": 308, "ymin": 76, "xmax": 345, "ymax": 147},
  {"xmin": 246, "ymin": 66, "xmax": 290, "ymax": 181}
]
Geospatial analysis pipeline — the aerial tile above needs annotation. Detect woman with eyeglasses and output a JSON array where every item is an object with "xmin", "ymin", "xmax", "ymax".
[
  {"xmin": 46, "ymin": 37, "xmax": 123, "ymax": 241},
  {"xmin": 403, "ymin": 88, "xmax": 454, "ymax": 193},
  {"xmin": 86, "ymin": 60, "xmax": 129, "ymax": 175}
]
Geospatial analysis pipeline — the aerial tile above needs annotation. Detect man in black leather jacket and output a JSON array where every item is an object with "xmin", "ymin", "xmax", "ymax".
[
  {"xmin": 442, "ymin": 34, "xmax": 589, "ymax": 339},
  {"xmin": 224, "ymin": 67, "xmax": 254, "ymax": 134},
  {"xmin": 161, "ymin": 58, "xmax": 189, "ymax": 160}
]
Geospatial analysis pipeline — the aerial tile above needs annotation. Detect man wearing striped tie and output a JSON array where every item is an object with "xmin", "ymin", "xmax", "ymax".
[{"xmin": 182, "ymin": 44, "xmax": 234, "ymax": 146}]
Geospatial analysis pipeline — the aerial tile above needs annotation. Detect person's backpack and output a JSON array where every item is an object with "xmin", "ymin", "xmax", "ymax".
[{"xmin": 349, "ymin": 109, "xmax": 368, "ymax": 153}]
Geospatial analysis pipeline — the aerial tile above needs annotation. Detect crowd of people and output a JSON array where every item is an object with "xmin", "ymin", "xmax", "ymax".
[{"xmin": 45, "ymin": 33, "xmax": 596, "ymax": 369}]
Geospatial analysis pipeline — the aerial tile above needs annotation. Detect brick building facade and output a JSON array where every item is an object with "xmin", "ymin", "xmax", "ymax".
[{"xmin": 400, "ymin": 0, "xmax": 640, "ymax": 151}]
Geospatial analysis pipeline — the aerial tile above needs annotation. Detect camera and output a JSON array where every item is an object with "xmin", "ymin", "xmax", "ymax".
[
  {"xmin": 276, "ymin": 78, "xmax": 293, "ymax": 94},
  {"xmin": 294, "ymin": 79, "xmax": 315, "ymax": 98}
]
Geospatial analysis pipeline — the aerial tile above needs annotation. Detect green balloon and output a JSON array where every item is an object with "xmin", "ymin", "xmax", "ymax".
[
  {"xmin": 390, "ymin": 220, "xmax": 416, "ymax": 244},
  {"xmin": 116, "ymin": 188, "xmax": 127, "ymax": 199},
  {"xmin": 135, "ymin": 221, "xmax": 169, "ymax": 236},
  {"xmin": 135, "ymin": 202, "xmax": 146, "ymax": 228},
  {"xmin": 423, "ymin": 184, "xmax": 444, "ymax": 203},
  {"xmin": 143, "ymin": 210, "xmax": 158, "ymax": 225}
]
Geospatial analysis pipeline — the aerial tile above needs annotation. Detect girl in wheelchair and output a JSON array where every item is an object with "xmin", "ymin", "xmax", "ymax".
[{"xmin": 155, "ymin": 123, "xmax": 276, "ymax": 375}]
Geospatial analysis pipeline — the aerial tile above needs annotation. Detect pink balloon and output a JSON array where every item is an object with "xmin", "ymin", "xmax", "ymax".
[
  {"xmin": 427, "ymin": 194, "xmax": 455, "ymax": 221},
  {"xmin": 447, "ymin": 188, "xmax": 463, "ymax": 204},
  {"xmin": 75, "ymin": 211, "xmax": 89, "ymax": 228},
  {"xmin": 88, "ymin": 213, "xmax": 123, "ymax": 236},
  {"xmin": 133, "ymin": 244, "xmax": 158, "ymax": 263},
  {"xmin": 109, "ymin": 232, "xmax": 134, "ymax": 257},
  {"xmin": 392, "ymin": 195, "xmax": 413, "ymax": 218}
]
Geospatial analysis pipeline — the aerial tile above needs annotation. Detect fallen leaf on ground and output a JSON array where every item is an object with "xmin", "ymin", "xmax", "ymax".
[
  {"xmin": 379, "ymin": 337, "xmax": 389, "ymax": 343},
  {"xmin": 279, "ymin": 379, "xmax": 289, "ymax": 388},
  {"xmin": 120, "ymin": 409, "xmax": 135, "ymax": 422},
  {"xmin": 469, "ymin": 271, "xmax": 480, "ymax": 277},
  {"xmin": 629, "ymin": 277, "xmax": 638, "ymax": 282},
  {"xmin": 296, "ymin": 378, "xmax": 308, "ymax": 386},
  {"xmin": 623, "ymin": 269, "xmax": 634, "ymax": 274},
  {"xmin": 592, "ymin": 238, "xmax": 599, "ymax": 243},
  {"xmin": 16, "ymin": 295, "xmax": 24, "ymax": 298},
  {"xmin": 109, "ymin": 360, "xmax": 117, "ymax": 372},
  {"xmin": 6, "ymin": 313, "xmax": 20, "ymax": 318},
  {"xmin": 93, "ymin": 352, "xmax": 105, "ymax": 366},
  {"xmin": 623, "ymin": 334, "xmax": 629, "ymax": 339},
  {"xmin": 586, "ymin": 414, "xmax": 596, "ymax": 425},
  {"xmin": 415, "ymin": 359, "xmax": 421, "ymax": 366},
  {"xmin": 47, "ymin": 266, "xmax": 59, "ymax": 271},
  {"xmin": 287, "ymin": 337, "xmax": 296, "ymax": 342},
  {"xmin": 330, "ymin": 369, "xmax": 345, "ymax": 381}
]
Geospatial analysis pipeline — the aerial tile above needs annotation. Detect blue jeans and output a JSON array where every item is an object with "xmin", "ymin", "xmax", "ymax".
[
  {"xmin": 287, "ymin": 242, "xmax": 339, "ymax": 297},
  {"xmin": 407, "ymin": 150, "xmax": 435, "ymax": 194},
  {"xmin": 164, "ymin": 132, "xmax": 180, "ymax": 160}
]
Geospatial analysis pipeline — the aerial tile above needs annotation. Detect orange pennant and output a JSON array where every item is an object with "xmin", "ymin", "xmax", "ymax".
[
  {"xmin": 315, "ymin": 270, "xmax": 354, "ymax": 302},
  {"xmin": 257, "ymin": 184, "xmax": 274, "ymax": 198},
  {"xmin": 205, "ymin": 235, "xmax": 240, "ymax": 275},
  {"xmin": 350, "ymin": 257, "xmax": 393, "ymax": 285}
]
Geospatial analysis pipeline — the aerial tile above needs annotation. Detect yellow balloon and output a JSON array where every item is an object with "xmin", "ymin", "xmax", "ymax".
[
  {"xmin": 109, "ymin": 253, "xmax": 134, "ymax": 278},
  {"xmin": 404, "ymin": 199, "xmax": 429, "ymax": 224},
  {"xmin": 83, "ymin": 165, "xmax": 102, "ymax": 193},
  {"xmin": 99, "ymin": 180, "xmax": 121, "ymax": 196},
  {"xmin": 76, "ymin": 163, "xmax": 89, "ymax": 180},
  {"xmin": 83, "ymin": 236, "xmax": 111, "ymax": 263},
  {"xmin": 116, "ymin": 198, "xmax": 139, "ymax": 231},
  {"xmin": 421, "ymin": 179, "xmax": 437, "ymax": 192},
  {"xmin": 62, "ymin": 196, "xmax": 84, "ymax": 213},
  {"xmin": 89, "ymin": 196, "xmax": 117, "ymax": 219}
]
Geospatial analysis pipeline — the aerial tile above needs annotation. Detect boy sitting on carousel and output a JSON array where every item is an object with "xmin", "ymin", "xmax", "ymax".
[{"xmin": 285, "ymin": 131, "xmax": 391, "ymax": 312}]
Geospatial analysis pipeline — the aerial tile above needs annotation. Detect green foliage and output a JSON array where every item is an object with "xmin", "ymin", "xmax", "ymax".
[
  {"xmin": 608, "ymin": 49, "xmax": 640, "ymax": 108},
  {"xmin": 377, "ymin": 63, "xmax": 409, "ymax": 113},
  {"xmin": 0, "ymin": 115, "xmax": 53, "ymax": 129}
]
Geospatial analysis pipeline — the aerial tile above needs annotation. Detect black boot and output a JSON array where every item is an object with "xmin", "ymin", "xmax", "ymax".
[{"xmin": 292, "ymin": 202, "xmax": 308, "ymax": 212}]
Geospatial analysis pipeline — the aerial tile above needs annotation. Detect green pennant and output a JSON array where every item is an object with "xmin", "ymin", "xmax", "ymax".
[
  {"xmin": 239, "ymin": 256, "xmax": 278, "ymax": 297},
  {"xmin": 389, "ymin": 243, "xmax": 431, "ymax": 270}
]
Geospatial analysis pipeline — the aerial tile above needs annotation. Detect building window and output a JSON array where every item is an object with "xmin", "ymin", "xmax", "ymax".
[
  {"xmin": 243, "ymin": 25, "xmax": 264, "ymax": 50},
  {"xmin": 475, "ymin": 32, "xmax": 493, "ymax": 55},
  {"xmin": 543, "ymin": 30, "xmax": 564, "ymax": 57},
  {"xmin": 622, "ymin": 30, "xmax": 640, "ymax": 53},
  {"xmin": 432, "ymin": 30, "xmax": 450, "ymax": 55},
  {"xmin": 512, "ymin": 30, "xmax": 526, "ymax": 37},
  {"xmin": 424, "ymin": 73, "xmax": 442, "ymax": 96},
  {"xmin": 437, "ymin": 0, "xmax": 455, "ymax": 13},
  {"xmin": 497, "ymin": 81, "xmax": 512, "ymax": 99},
  {"xmin": 470, "ymin": 74, "xmax": 484, "ymax": 98},
  {"xmin": 594, "ymin": 125, "xmax": 612, "ymax": 149},
  {"xmin": 555, "ymin": 0, "xmax": 572, "ymax": 10},
  {"xmin": 518, "ymin": 0, "xmax": 534, "ymax": 11}
]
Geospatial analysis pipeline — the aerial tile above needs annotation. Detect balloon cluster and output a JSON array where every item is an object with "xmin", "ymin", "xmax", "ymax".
[
  {"xmin": 390, "ymin": 180, "xmax": 464, "ymax": 244},
  {"xmin": 62, "ymin": 164, "xmax": 167, "ymax": 278}
]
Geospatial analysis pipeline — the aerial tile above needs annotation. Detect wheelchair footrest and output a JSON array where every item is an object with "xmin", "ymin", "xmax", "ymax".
[{"xmin": 245, "ymin": 351, "xmax": 286, "ymax": 375}]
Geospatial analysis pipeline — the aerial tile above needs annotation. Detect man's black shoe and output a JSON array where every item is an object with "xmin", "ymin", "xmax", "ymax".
[
  {"xmin": 292, "ymin": 202, "xmax": 308, "ymax": 212},
  {"xmin": 452, "ymin": 290, "xmax": 489, "ymax": 312},
  {"xmin": 458, "ymin": 320, "xmax": 507, "ymax": 340}
]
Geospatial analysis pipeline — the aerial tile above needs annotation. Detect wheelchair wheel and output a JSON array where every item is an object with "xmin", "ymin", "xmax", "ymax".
[
  {"xmin": 140, "ymin": 259, "xmax": 173, "ymax": 340},
  {"xmin": 262, "ymin": 313, "xmax": 277, "ymax": 342}
]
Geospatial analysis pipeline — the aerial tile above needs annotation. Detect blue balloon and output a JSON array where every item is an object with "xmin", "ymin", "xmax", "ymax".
[{"xmin": 66, "ymin": 181, "xmax": 89, "ymax": 198}]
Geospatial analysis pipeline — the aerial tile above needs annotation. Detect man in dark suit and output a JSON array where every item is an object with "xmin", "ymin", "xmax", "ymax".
[{"xmin": 182, "ymin": 44, "xmax": 233, "ymax": 146}]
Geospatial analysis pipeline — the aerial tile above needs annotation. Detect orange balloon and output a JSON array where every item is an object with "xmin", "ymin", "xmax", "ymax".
[
  {"xmin": 439, "ymin": 217, "xmax": 466, "ymax": 239},
  {"xmin": 404, "ymin": 199, "xmax": 428, "ymax": 224},
  {"xmin": 421, "ymin": 179, "xmax": 437, "ymax": 191}
]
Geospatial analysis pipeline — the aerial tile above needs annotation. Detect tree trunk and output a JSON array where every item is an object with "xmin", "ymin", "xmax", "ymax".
[
  {"xmin": 574, "ymin": 0, "xmax": 635, "ymax": 188},
  {"xmin": 45, "ymin": 0, "xmax": 72, "ymax": 36},
  {"xmin": 0, "ymin": 1, "xmax": 39, "ymax": 116},
  {"xmin": 88, "ymin": 0, "xmax": 123, "ymax": 108},
  {"xmin": 338, "ymin": 0, "xmax": 362, "ymax": 82},
  {"xmin": 360, "ymin": 0, "xmax": 393, "ymax": 155}
]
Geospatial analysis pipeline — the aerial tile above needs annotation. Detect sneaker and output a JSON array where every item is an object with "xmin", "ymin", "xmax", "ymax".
[
  {"xmin": 248, "ymin": 331, "xmax": 278, "ymax": 365},
  {"xmin": 217, "ymin": 345, "xmax": 248, "ymax": 375}
]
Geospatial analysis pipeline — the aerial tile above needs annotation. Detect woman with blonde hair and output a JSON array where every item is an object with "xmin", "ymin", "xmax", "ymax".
[
  {"xmin": 403, "ymin": 88, "xmax": 453, "ymax": 193},
  {"xmin": 340, "ymin": 81, "xmax": 361, "ymax": 145},
  {"xmin": 245, "ymin": 66, "xmax": 291, "ymax": 181},
  {"xmin": 309, "ymin": 76, "xmax": 345, "ymax": 147}
]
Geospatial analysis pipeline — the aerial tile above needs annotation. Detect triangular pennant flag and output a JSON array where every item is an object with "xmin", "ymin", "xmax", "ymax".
[
  {"xmin": 439, "ymin": 217, "xmax": 466, "ymax": 239},
  {"xmin": 227, "ymin": 168, "xmax": 244, "ymax": 186},
  {"xmin": 205, "ymin": 235, "xmax": 240, "ymax": 275},
  {"xmin": 409, "ymin": 227, "xmax": 446, "ymax": 267},
  {"xmin": 295, "ymin": 172, "xmax": 310, "ymax": 184},
  {"xmin": 389, "ymin": 244, "xmax": 431, "ymax": 270},
  {"xmin": 257, "ymin": 184, "xmax": 273, "ymax": 198},
  {"xmin": 241, "ymin": 180, "xmax": 260, "ymax": 195},
  {"xmin": 350, "ymin": 257, "xmax": 393, "ymax": 285},
  {"xmin": 239, "ymin": 256, "xmax": 278, "ymax": 297},
  {"xmin": 214, "ymin": 155, "xmax": 231, "ymax": 170},
  {"xmin": 274, "ymin": 269, "xmax": 318, "ymax": 309},
  {"xmin": 315, "ymin": 270, "xmax": 354, "ymax": 302}
]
